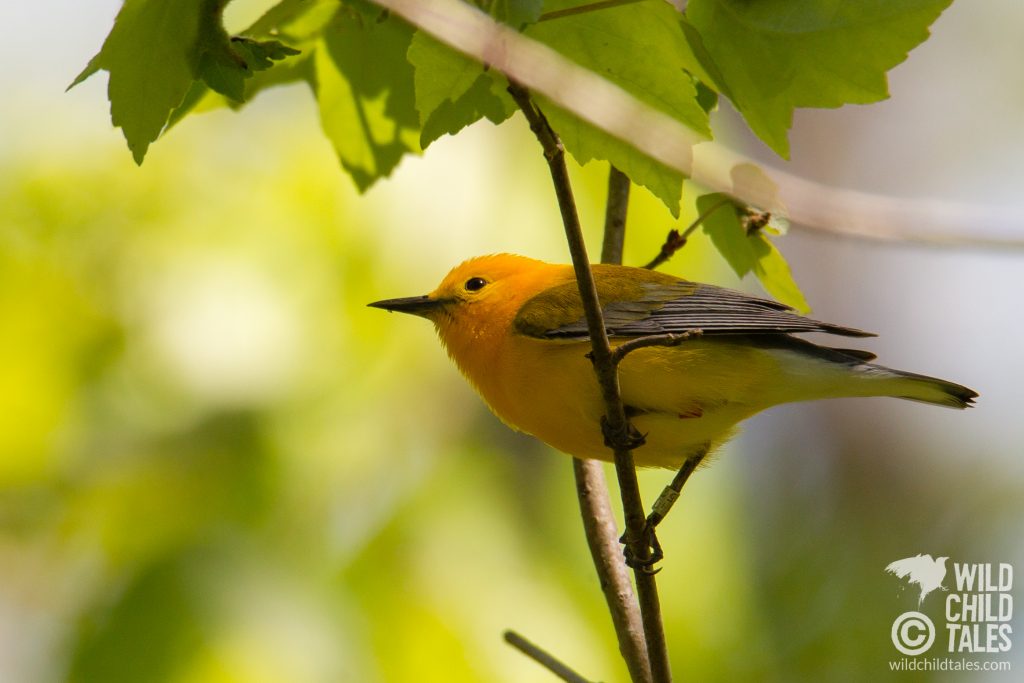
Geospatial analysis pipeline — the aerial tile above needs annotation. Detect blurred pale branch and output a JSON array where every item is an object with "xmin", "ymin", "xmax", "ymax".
[{"xmin": 373, "ymin": 0, "xmax": 1024, "ymax": 251}]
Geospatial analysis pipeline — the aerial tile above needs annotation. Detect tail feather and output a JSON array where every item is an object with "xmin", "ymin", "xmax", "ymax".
[
  {"xmin": 880, "ymin": 367, "xmax": 978, "ymax": 409},
  {"xmin": 748, "ymin": 334, "xmax": 979, "ymax": 409}
]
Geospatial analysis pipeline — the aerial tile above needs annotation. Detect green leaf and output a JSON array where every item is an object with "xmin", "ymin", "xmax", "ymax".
[
  {"xmin": 677, "ymin": 16, "xmax": 731, "ymax": 97},
  {"xmin": 421, "ymin": 74, "xmax": 515, "ymax": 147},
  {"xmin": 697, "ymin": 193, "xmax": 809, "ymax": 312},
  {"xmin": 233, "ymin": 38, "xmax": 301, "ymax": 70},
  {"xmin": 169, "ymin": 0, "xmax": 327, "ymax": 124},
  {"xmin": 698, "ymin": 194, "xmax": 755, "ymax": 276},
  {"xmin": 526, "ymin": 0, "xmax": 712, "ymax": 216},
  {"xmin": 753, "ymin": 239, "xmax": 809, "ymax": 314},
  {"xmin": 315, "ymin": 9, "xmax": 421, "ymax": 191},
  {"xmin": 197, "ymin": 43, "xmax": 247, "ymax": 102},
  {"xmin": 68, "ymin": 53, "xmax": 103, "ymax": 91},
  {"xmin": 408, "ymin": 32, "xmax": 486, "ymax": 125},
  {"xmin": 694, "ymin": 80, "xmax": 719, "ymax": 115},
  {"xmin": 344, "ymin": 0, "xmax": 391, "ymax": 24},
  {"xmin": 526, "ymin": 0, "xmax": 711, "ymax": 138},
  {"xmin": 69, "ymin": 0, "xmax": 207, "ymax": 164},
  {"xmin": 166, "ymin": 81, "xmax": 215, "ymax": 129},
  {"xmin": 167, "ymin": 49, "xmax": 313, "ymax": 128},
  {"xmin": 408, "ymin": 31, "xmax": 514, "ymax": 147},
  {"xmin": 491, "ymin": 0, "xmax": 545, "ymax": 28},
  {"xmin": 542, "ymin": 101, "xmax": 688, "ymax": 217},
  {"xmin": 198, "ymin": 37, "xmax": 301, "ymax": 102},
  {"xmin": 686, "ymin": 0, "xmax": 953, "ymax": 157},
  {"xmin": 245, "ymin": 0, "xmax": 338, "ymax": 39}
]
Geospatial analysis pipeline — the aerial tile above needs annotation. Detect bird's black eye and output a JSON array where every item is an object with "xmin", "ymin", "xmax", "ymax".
[{"xmin": 464, "ymin": 277, "xmax": 487, "ymax": 292}]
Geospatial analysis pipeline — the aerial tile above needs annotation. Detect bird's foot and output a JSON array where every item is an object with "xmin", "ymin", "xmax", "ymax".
[
  {"xmin": 620, "ymin": 522, "xmax": 664, "ymax": 575},
  {"xmin": 600, "ymin": 415, "xmax": 646, "ymax": 451}
]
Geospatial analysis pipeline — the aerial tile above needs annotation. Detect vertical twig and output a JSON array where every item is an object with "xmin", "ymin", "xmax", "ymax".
[
  {"xmin": 571, "ymin": 163, "xmax": 650, "ymax": 683},
  {"xmin": 601, "ymin": 166, "xmax": 631, "ymax": 266},
  {"xmin": 573, "ymin": 460, "xmax": 652, "ymax": 683},
  {"xmin": 507, "ymin": 82, "xmax": 673, "ymax": 683},
  {"xmin": 569, "ymin": 165, "xmax": 652, "ymax": 683}
]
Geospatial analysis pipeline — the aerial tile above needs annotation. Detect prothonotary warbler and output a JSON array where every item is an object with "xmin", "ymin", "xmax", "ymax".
[{"xmin": 369, "ymin": 254, "xmax": 976, "ymax": 469}]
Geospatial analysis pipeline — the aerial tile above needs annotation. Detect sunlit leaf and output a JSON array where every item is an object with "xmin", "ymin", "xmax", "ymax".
[
  {"xmin": 686, "ymin": 0, "xmax": 953, "ymax": 157},
  {"xmin": 314, "ymin": 10, "xmax": 422, "ymax": 191},
  {"xmin": 69, "ymin": 0, "xmax": 206, "ymax": 163},
  {"xmin": 409, "ymin": 31, "xmax": 514, "ymax": 147},
  {"xmin": 408, "ymin": 31, "xmax": 487, "ymax": 125},
  {"xmin": 753, "ymin": 239, "xmax": 809, "ymax": 314},
  {"xmin": 491, "ymin": 0, "xmax": 544, "ymax": 28},
  {"xmin": 542, "ymin": 101, "xmax": 688, "ymax": 217},
  {"xmin": 527, "ymin": 0, "xmax": 711, "ymax": 216},
  {"xmin": 421, "ymin": 74, "xmax": 515, "ymax": 147},
  {"xmin": 698, "ymin": 192, "xmax": 809, "ymax": 312}
]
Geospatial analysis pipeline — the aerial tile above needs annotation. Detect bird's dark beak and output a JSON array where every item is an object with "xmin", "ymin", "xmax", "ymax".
[{"xmin": 367, "ymin": 295, "xmax": 445, "ymax": 318}]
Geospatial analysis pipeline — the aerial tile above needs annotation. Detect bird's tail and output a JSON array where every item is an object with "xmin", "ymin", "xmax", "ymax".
[
  {"xmin": 867, "ymin": 365, "xmax": 977, "ymax": 409},
  {"xmin": 760, "ymin": 337, "xmax": 978, "ymax": 409}
]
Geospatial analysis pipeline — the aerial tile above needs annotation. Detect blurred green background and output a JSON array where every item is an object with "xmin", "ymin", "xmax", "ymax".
[{"xmin": 1, "ymin": 1, "xmax": 1022, "ymax": 681}]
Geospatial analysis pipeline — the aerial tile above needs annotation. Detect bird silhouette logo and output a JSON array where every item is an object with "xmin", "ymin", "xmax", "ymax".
[{"xmin": 885, "ymin": 554, "xmax": 949, "ymax": 606}]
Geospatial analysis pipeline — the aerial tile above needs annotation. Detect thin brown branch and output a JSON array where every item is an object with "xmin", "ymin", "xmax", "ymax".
[
  {"xmin": 572, "ymin": 460, "xmax": 651, "ymax": 683},
  {"xmin": 504, "ymin": 630, "xmax": 600, "ymax": 683},
  {"xmin": 507, "ymin": 81, "xmax": 673, "ymax": 683},
  {"xmin": 569, "ymin": 164, "xmax": 652, "ymax": 683},
  {"xmin": 539, "ymin": 0, "xmax": 646, "ymax": 22},
  {"xmin": 372, "ymin": 0, "xmax": 1024, "ymax": 250},
  {"xmin": 602, "ymin": 166, "xmax": 631, "ymax": 266},
  {"xmin": 610, "ymin": 330, "xmax": 702, "ymax": 366},
  {"xmin": 644, "ymin": 197, "xmax": 732, "ymax": 270}
]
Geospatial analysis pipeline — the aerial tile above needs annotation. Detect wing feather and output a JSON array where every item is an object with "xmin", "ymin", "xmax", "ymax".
[{"xmin": 516, "ymin": 275, "xmax": 874, "ymax": 340}]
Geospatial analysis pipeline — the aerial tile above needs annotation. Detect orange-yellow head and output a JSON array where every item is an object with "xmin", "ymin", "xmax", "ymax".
[{"xmin": 368, "ymin": 254, "xmax": 571, "ymax": 354}]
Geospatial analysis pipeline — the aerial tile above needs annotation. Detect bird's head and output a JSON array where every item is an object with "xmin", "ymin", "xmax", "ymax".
[{"xmin": 368, "ymin": 254, "xmax": 564, "ymax": 340}]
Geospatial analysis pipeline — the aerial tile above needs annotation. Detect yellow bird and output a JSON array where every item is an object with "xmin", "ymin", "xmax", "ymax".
[{"xmin": 370, "ymin": 254, "xmax": 976, "ymax": 469}]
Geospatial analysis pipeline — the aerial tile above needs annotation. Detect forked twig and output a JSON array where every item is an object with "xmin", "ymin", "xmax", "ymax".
[{"xmin": 643, "ymin": 197, "xmax": 732, "ymax": 270}]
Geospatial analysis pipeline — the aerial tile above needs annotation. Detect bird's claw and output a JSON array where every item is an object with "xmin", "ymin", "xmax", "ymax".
[
  {"xmin": 600, "ymin": 415, "xmax": 646, "ymax": 451},
  {"xmin": 619, "ymin": 522, "xmax": 664, "ymax": 574}
]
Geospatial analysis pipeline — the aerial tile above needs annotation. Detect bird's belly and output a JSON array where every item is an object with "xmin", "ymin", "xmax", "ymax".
[
  {"xmin": 484, "ymin": 341, "xmax": 608, "ymax": 460},
  {"xmin": 628, "ymin": 408, "xmax": 752, "ymax": 468},
  {"xmin": 479, "ymin": 339, "xmax": 765, "ymax": 468}
]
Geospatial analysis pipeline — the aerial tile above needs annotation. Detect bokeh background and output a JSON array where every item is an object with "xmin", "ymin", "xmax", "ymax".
[{"xmin": 2, "ymin": 1, "xmax": 1022, "ymax": 681}]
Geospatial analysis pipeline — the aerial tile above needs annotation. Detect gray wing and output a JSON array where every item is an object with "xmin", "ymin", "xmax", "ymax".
[{"xmin": 540, "ymin": 282, "xmax": 874, "ymax": 339}]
